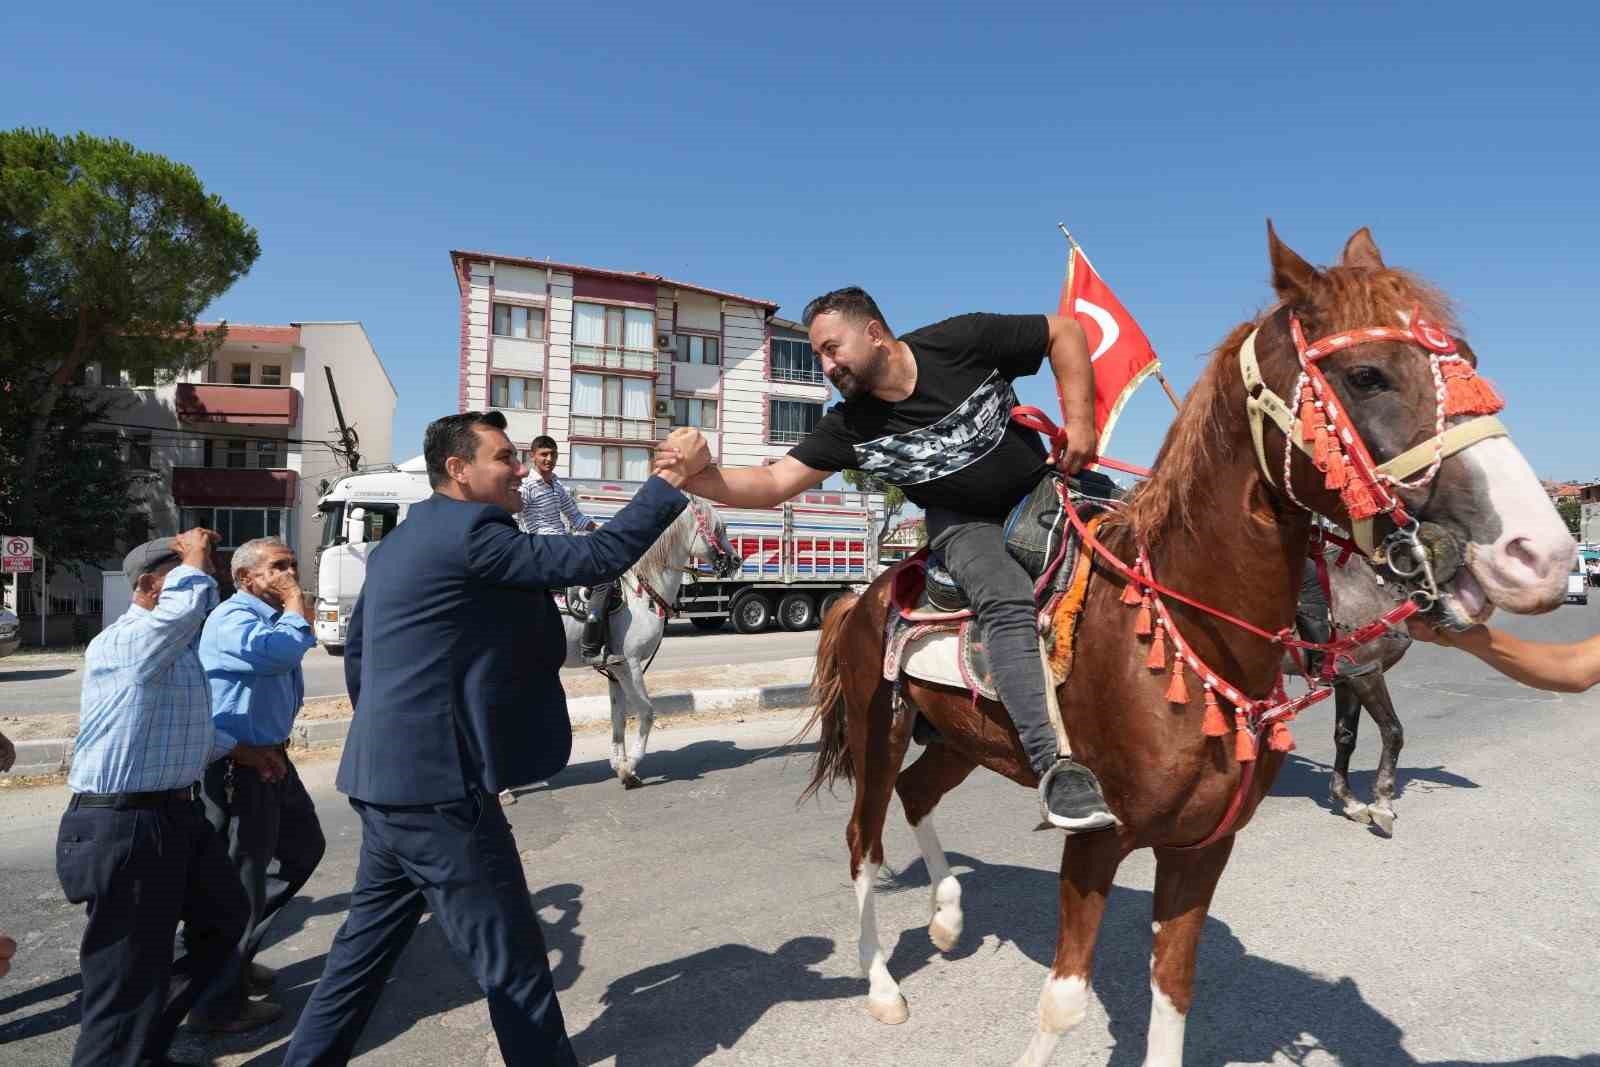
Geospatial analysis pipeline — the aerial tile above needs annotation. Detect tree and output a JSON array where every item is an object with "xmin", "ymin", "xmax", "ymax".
[
  {"xmin": 0, "ymin": 129, "xmax": 259, "ymax": 551},
  {"xmin": 1558, "ymin": 498, "xmax": 1581, "ymax": 538},
  {"xmin": 842, "ymin": 470, "xmax": 906, "ymax": 554}
]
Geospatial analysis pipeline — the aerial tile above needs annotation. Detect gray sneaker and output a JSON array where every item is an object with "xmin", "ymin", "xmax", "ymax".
[{"xmin": 1038, "ymin": 759, "xmax": 1120, "ymax": 832}]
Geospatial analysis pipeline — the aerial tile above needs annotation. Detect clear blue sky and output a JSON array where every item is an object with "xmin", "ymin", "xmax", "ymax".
[{"xmin": 7, "ymin": 2, "xmax": 1596, "ymax": 479}]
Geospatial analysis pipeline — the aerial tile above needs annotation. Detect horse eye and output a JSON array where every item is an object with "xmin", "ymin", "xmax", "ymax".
[{"xmin": 1346, "ymin": 366, "xmax": 1388, "ymax": 393}]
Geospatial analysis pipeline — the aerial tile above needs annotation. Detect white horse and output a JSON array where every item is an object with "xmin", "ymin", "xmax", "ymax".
[{"xmin": 558, "ymin": 496, "xmax": 739, "ymax": 788}]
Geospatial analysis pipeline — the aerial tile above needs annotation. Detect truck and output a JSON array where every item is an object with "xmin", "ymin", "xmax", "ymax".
[{"xmin": 311, "ymin": 458, "xmax": 884, "ymax": 652}]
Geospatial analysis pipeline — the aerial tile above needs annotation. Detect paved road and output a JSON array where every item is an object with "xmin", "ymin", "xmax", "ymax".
[
  {"xmin": 2, "ymin": 605, "xmax": 1598, "ymax": 1064},
  {"xmin": 0, "ymin": 622, "xmax": 822, "ymax": 716}
]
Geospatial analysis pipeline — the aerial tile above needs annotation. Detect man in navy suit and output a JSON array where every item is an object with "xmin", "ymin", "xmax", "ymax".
[{"xmin": 283, "ymin": 411, "xmax": 707, "ymax": 1066}]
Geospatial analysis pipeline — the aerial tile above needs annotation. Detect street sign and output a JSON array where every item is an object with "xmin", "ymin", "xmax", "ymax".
[{"xmin": 2, "ymin": 535, "xmax": 33, "ymax": 573}]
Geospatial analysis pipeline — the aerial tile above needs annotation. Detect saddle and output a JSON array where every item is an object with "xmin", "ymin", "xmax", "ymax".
[{"xmin": 558, "ymin": 582, "xmax": 626, "ymax": 622}]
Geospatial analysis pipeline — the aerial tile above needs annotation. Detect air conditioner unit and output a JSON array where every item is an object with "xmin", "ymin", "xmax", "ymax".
[
  {"xmin": 656, "ymin": 333, "xmax": 673, "ymax": 350},
  {"xmin": 654, "ymin": 398, "xmax": 671, "ymax": 417}
]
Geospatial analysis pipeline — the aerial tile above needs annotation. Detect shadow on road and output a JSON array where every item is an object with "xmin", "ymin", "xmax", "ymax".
[
  {"xmin": 0, "ymin": 668, "xmax": 75, "ymax": 682},
  {"xmin": 502, "ymin": 737, "xmax": 816, "ymax": 798},
  {"xmin": 1270, "ymin": 752, "xmax": 1480, "ymax": 815}
]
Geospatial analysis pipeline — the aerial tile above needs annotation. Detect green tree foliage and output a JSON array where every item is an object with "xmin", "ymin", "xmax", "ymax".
[
  {"xmin": 1557, "ymin": 497, "xmax": 1581, "ymax": 537},
  {"xmin": 841, "ymin": 469, "xmax": 906, "ymax": 552}
]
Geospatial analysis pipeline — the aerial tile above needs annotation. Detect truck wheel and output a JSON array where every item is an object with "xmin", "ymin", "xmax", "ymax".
[
  {"xmin": 690, "ymin": 616, "xmax": 726, "ymax": 633},
  {"xmin": 819, "ymin": 591, "xmax": 848, "ymax": 621},
  {"xmin": 325, "ymin": 645, "xmax": 345, "ymax": 657},
  {"xmin": 778, "ymin": 592, "xmax": 819, "ymax": 632},
  {"xmin": 731, "ymin": 593, "xmax": 773, "ymax": 634}
]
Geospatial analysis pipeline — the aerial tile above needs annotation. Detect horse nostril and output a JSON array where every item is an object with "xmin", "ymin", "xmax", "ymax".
[{"xmin": 1500, "ymin": 536, "xmax": 1548, "ymax": 578}]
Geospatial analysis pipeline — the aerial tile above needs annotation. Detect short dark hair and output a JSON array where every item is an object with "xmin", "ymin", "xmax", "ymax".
[
  {"xmin": 801, "ymin": 286, "xmax": 892, "ymax": 336},
  {"xmin": 531, "ymin": 435, "xmax": 558, "ymax": 452},
  {"xmin": 423, "ymin": 410, "xmax": 508, "ymax": 488}
]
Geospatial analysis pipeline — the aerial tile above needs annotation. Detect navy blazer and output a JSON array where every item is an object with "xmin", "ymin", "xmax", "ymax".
[{"xmin": 335, "ymin": 477, "xmax": 687, "ymax": 805}]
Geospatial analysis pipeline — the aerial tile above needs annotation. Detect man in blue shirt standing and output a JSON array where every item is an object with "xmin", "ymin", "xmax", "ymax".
[
  {"xmin": 57, "ymin": 529, "xmax": 289, "ymax": 1067},
  {"xmin": 189, "ymin": 536, "xmax": 324, "ymax": 1032}
]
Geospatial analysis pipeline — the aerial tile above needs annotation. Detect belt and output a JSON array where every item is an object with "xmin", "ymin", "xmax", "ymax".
[{"xmin": 69, "ymin": 784, "xmax": 199, "ymax": 810}]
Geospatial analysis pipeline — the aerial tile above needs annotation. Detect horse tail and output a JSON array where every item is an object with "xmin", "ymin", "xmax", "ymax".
[{"xmin": 798, "ymin": 591, "xmax": 860, "ymax": 803}]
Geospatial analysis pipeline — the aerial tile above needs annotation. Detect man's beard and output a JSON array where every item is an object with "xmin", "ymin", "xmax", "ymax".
[{"xmin": 828, "ymin": 349, "xmax": 885, "ymax": 401}]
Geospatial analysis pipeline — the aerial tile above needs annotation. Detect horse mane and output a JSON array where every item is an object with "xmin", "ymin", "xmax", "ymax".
[
  {"xmin": 1108, "ymin": 264, "xmax": 1459, "ymax": 545},
  {"xmin": 632, "ymin": 497, "xmax": 699, "ymax": 584}
]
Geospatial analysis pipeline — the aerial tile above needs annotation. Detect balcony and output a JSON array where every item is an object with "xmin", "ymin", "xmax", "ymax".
[
  {"xmin": 571, "ymin": 345, "xmax": 657, "ymax": 373},
  {"xmin": 173, "ymin": 467, "xmax": 298, "ymax": 507},
  {"xmin": 176, "ymin": 383, "xmax": 299, "ymax": 426},
  {"xmin": 570, "ymin": 416, "xmax": 656, "ymax": 442}
]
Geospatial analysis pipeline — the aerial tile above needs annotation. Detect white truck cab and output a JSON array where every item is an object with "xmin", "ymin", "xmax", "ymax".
[{"xmin": 312, "ymin": 457, "xmax": 431, "ymax": 652}]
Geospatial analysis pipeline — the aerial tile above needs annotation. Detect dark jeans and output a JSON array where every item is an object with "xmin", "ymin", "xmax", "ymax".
[
  {"xmin": 193, "ymin": 751, "xmax": 327, "ymax": 1013},
  {"xmin": 927, "ymin": 507, "xmax": 1059, "ymax": 776},
  {"xmin": 55, "ymin": 791, "xmax": 249, "ymax": 1067},
  {"xmin": 585, "ymin": 580, "xmax": 614, "ymax": 624},
  {"xmin": 1297, "ymin": 559, "xmax": 1332, "ymax": 673},
  {"xmin": 282, "ymin": 791, "xmax": 575, "ymax": 1067}
]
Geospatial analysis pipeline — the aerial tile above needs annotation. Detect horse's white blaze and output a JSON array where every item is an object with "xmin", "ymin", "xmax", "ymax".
[
  {"xmin": 1016, "ymin": 974, "xmax": 1089, "ymax": 1066},
  {"xmin": 853, "ymin": 863, "xmax": 903, "ymax": 1011},
  {"xmin": 912, "ymin": 817, "xmax": 963, "ymax": 949},
  {"xmin": 1458, "ymin": 435, "xmax": 1573, "ymax": 613},
  {"xmin": 1144, "ymin": 981, "xmax": 1186, "ymax": 1067}
]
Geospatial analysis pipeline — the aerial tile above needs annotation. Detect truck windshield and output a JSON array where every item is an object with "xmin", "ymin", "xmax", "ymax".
[{"xmin": 318, "ymin": 502, "xmax": 345, "ymax": 550}]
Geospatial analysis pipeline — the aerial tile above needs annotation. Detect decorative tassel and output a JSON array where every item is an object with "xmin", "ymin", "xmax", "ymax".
[
  {"xmin": 1135, "ymin": 596, "xmax": 1153, "ymax": 637},
  {"xmin": 1341, "ymin": 477, "xmax": 1379, "ymax": 520},
  {"xmin": 1267, "ymin": 721, "xmax": 1296, "ymax": 753},
  {"xmin": 1165, "ymin": 659, "xmax": 1190, "ymax": 704},
  {"xmin": 1323, "ymin": 443, "xmax": 1348, "ymax": 490},
  {"xmin": 1146, "ymin": 623, "xmax": 1167, "ymax": 671},
  {"xmin": 1312, "ymin": 421, "xmax": 1331, "ymax": 469},
  {"xmin": 1202, "ymin": 688, "xmax": 1229, "ymax": 736},
  {"xmin": 1440, "ymin": 361, "xmax": 1505, "ymax": 417},
  {"xmin": 1121, "ymin": 580, "xmax": 1144, "ymax": 606},
  {"xmin": 1234, "ymin": 711, "xmax": 1257, "ymax": 763},
  {"xmin": 1298, "ymin": 390, "xmax": 1318, "ymax": 445}
]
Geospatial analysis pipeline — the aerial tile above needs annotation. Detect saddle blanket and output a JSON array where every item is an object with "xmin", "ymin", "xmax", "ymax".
[{"xmin": 896, "ymin": 626, "xmax": 998, "ymax": 701}]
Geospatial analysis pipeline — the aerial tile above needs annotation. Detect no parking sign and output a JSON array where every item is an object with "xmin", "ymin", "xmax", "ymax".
[{"xmin": 3, "ymin": 535, "xmax": 34, "ymax": 573}]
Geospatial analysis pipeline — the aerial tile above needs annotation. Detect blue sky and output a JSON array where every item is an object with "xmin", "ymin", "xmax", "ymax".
[{"xmin": 6, "ymin": 2, "xmax": 1596, "ymax": 479}]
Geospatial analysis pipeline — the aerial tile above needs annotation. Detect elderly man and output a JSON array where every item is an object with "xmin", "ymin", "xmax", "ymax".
[
  {"xmin": 186, "ymin": 536, "xmax": 325, "ymax": 1032},
  {"xmin": 283, "ymin": 414, "xmax": 708, "ymax": 1067},
  {"xmin": 57, "ymin": 530, "xmax": 288, "ymax": 1067}
]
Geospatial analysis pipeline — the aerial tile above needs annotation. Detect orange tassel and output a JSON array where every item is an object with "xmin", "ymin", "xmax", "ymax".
[
  {"xmin": 1341, "ymin": 477, "xmax": 1379, "ymax": 520},
  {"xmin": 1202, "ymin": 689, "xmax": 1229, "ymax": 736},
  {"xmin": 1324, "ymin": 443, "xmax": 1348, "ymax": 490},
  {"xmin": 1312, "ymin": 422, "xmax": 1330, "ymax": 469},
  {"xmin": 1121, "ymin": 580, "xmax": 1144, "ymax": 606},
  {"xmin": 1441, "ymin": 362, "xmax": 1505, "ymax": 416},
  {"xmin": 1267, "ymin": 721, "xmax": 1296, "ymax": 753},
  {"xmin": 1146, "ymin": 624, "xmax": 1167, "ymax": 671},
  {"xmin": 1135, "ymin": 598, "xmax": 1153, "ymax": 637},
  {"xmin": 1234, "ymin": 712, "xmax": 1257, "ymax": 762},
  {"xmin": 1298, "ymin": 391, "xmax": 1318, "ymax": 445},
  {"xmin": 1165, "ymin": 660, "xmax": 1190, "ymax": 704}
]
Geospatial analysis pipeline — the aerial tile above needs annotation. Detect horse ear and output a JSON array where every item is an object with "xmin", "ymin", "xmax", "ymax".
[
  {"xmin": 1267, "ymin": 220, "xmax": 1321, "ymax": 306},
  {"xmin": 1339, "ymin": 227, "xmax": 1386, "ymax": 271}
]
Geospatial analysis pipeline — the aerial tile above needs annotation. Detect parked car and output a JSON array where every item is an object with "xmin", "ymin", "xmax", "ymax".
[
  {"xmin": 0, "ymin": 608, "xmax": 20, "ymax": 658},
  {"xmin": 1567, "ymin": 556, "xmax": 1588, "ymax": 605}
]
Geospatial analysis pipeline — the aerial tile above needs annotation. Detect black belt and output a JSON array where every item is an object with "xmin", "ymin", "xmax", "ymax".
[{"xmin": 70, "ymin": 784, "xmax": 199, "ymax": 810}]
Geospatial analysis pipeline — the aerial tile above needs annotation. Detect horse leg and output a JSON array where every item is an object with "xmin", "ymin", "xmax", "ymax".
[
  {"xmin": 896, "ymin": 743, "xmax": 978, "ymax": 953},
  {"xmin": 1015, "ymin": 831, "xmax": 1127, "ymax": 1067},
  {"xmin": 1355, "ymin": 673, "xmax": 1405, "ymax": 835},
  {"xmin": 1329, "ymin": 683, "xmax": 1371, "ymax": 824},
  {"xmin": 611, "ymin": 658, "xmax": 655, "ymax": 790},
  {"xmin": 1143, "ymin": 838, "xmax": 1236, "ymax": 1067},
  {"xmin": 848, "ymin": 681, "xmax": 914, "ymax": 1025},
  {"xmin": 607, "ymin": 671, "xmax": 632, "ymax": 787}
]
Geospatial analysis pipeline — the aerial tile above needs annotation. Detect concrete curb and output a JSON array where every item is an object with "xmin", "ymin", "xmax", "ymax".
[{"xmin": 4, "ymin": 681, "xmax": 816, "ymax": 777}]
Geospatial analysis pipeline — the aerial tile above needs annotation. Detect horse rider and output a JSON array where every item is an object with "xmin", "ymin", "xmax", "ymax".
[
  {"xmin": 518, "ymin": 434, "xmax": 611, "ymax": 665},
  {"xmin": 655, "ymin": 287, "xmax": 1116, "ymax": 832}
]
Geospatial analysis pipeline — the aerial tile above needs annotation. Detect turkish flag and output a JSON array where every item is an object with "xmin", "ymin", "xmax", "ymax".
[{"xmin": 1056, "ymin": 244, "xmax": 1161, "ymax": 454}]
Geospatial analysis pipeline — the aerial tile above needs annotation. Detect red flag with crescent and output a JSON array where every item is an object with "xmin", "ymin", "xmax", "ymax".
[{"xmin": 1056, "ymin": 242, "xmax": 1160, "ymax": 454}]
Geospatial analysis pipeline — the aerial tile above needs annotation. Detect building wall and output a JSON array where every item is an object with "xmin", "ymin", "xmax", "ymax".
[{"xmin": 299, "ymin": 323, "xmax": 397, "ymax": 560}]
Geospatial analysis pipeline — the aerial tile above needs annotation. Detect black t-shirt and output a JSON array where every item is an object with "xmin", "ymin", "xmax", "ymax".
[{"xmin": 790, "ymin": 312, "xmax": 1051, "ymax": 518}]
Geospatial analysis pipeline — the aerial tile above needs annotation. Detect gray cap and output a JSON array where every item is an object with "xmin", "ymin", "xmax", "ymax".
[{"xmin": 122, "ymin": 538, "xmax": 183, "ymax": 588}]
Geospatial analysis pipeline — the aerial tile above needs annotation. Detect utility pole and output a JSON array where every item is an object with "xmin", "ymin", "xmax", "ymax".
[{"xmin": 324, "ymin": 367, "xmax": 361, "ymax": 472}]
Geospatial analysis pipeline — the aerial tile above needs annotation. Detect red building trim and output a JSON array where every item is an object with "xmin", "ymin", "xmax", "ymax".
[{"xmin": 454, "ymin": 257, "xmax": 471, "ymax": 413}]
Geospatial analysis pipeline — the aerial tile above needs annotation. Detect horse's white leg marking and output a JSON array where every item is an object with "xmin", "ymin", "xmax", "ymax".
[
  {"xmin": 617, "ymin": 660, "xmax": 655, "ymax": 772},
  {"xmin": 1143, "ymin": 979, "xmax": 1187, "ymax": 1067},
  {"xmin": 854, "ymin": 862, "xmax": 908, "ymax": 1024},
  {"xmin": 608, "ymin": 673, "xmax": 628, "ymax": 776},
  {"xmin": 1014, "ymin": 974, "xmax": 1088, "ymax": 1067},
  {"xmin": 911, "ymin": 816, "xmax": 963, "ymax": 952}
]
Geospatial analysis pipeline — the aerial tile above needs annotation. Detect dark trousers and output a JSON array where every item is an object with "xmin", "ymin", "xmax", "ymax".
[
  {"xmin": 55, "ymin": 791, "xmax": 249, "ymax": 1067},
  {"xmin": 282, "ymin": 791, "xmax": 575, "ymax": 1067},
  {"xmin": 927, "ymin": 507, "xmax": 1059, "ymax": 776},
  {"xmin": 192, "ymin": 750, "xmax": 327, "ymax": 1014}
]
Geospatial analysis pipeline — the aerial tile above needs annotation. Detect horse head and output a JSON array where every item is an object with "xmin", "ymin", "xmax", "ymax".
[
  {"xmin": 1251, "ymin": 223, "xmax": 1572, "ymax": 626},
  {"xmin": 687, "ymin": 497, "xmax": 741, "ymax": 578}
]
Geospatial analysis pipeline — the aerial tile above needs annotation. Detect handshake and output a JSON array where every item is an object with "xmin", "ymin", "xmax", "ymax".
[{"xmin": 653, "ymin": 428, "xmax": 711, "ymax": 489}]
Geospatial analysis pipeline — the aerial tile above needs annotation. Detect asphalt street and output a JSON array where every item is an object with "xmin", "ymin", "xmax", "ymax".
[
  {"xmin": 0, "ymin": 622, "xmax": 821, "ymax": 716},
  {"xmin": 2, "ymin": 603, "xmax": 1598, "ymax": 1065}
]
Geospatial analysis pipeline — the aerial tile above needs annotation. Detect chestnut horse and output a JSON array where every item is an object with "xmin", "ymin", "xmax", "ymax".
[{"xmin": 801, "ymin": 225, "xmax": 1573, "ymax": 1066}]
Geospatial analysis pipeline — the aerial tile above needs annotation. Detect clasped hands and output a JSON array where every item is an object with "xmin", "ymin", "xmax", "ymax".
[{"xmin": 653, "ymin": 428, "xmax": 711, "ymax": 488}]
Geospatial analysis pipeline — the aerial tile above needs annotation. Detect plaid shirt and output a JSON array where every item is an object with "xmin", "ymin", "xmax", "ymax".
[
  {"xmin": 518, "ymin": 474, "xmax": 593, "ymax": 535},
  {"xmin": 68, "ymin": 565, "xmax": 237, "ymax": 794}
]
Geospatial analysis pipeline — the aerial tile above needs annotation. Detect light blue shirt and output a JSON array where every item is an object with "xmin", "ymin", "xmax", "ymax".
[
  {"xmin": 200, "ymin": 590, "xmax": 316, "ymax": 746},
  {"xmin": 69, "ymin": 565, "xmax": 236, "ymax": 794},
  {"xmin": 518, "ymin": 474, "xmax": 594, "ymax": 535}
]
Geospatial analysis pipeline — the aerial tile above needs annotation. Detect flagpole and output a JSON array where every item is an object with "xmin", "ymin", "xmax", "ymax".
[{"xmin": 1056, "ymin": 222, "xmax": 1182, "ymax": 413}]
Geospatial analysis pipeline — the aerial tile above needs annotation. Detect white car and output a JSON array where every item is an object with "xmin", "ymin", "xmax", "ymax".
[
  {"xmin": 0, "ymin": 608, "xmax": 19, "ymax": 658},
  {"xmin": 1567, "ymin": 557, "xmax": 1588, "ymax": 605}
]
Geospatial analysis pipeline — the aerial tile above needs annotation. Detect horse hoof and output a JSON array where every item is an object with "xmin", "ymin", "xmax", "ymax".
[
  {"xmin": 866, "ymin": 993, "xmax": 909, "ymax": 1025},
  {"xmin": 1369, "ymin": 806, "xmax": 1396, "ymax": 835},
  {"xmin": 1341, "ymin": 801, "xmax": 1372, "ymax": 824},
  {"xmin": 621, "ymin": 772, "xmax": 643, "ymax": 790},
  {"xmin": 929, "ymin": 915, "xmax": 962, "ymax": 953}
]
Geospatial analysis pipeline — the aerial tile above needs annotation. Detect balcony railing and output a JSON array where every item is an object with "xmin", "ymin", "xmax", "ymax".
[
  {"xmin": 175, "ymin": 383, "xmax": 299, "ymax": 426},
  {"xmin": 771, "ymin": 363, "xmax": 825, "ymax": 385},
  {"xmin": 570, "ymin": 416, "xmax": 656, "ymax": 441},
  {"xmin": 572, "ymin": 345, "xmax": 657, "ymax": 372},
  {"xmin": 768, "ymin": 428, "xmax": 807, "ymax": 445},
  {"xmin": 172, "ymin": 467, "xmax": 298, "ymax": 507}
]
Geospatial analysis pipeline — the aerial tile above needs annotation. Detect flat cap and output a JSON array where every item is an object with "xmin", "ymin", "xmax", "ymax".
[{"xmin": 122, "ymin": 538, "xmax": 183, "ymax": 588}]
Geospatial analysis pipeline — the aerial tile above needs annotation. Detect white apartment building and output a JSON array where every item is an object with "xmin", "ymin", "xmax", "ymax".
[{"xmin": 450, "ymin": 252, "xmax": 828, "ymax": 476}]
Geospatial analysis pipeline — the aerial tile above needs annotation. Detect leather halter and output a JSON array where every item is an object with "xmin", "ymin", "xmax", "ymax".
[{"xmin": 1239, "ymin": 307, "xmax": 1507, "ymax": 556}]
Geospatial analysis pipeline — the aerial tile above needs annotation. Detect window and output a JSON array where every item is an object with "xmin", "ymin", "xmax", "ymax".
[
  {"xmin": 127, "ymin": 432, "xmax": 152, "ymax": 470},
  {"xmin": 570, "ymin": 444, "xmax": 651, "ymax": 481},
  {"xmin": 771, "ymin": 338, "xmax": 823, "ymax": 383},
  {"xmin": 231, "ymin": 363, "xmax": 253, "ymax": 385},
  {"xmin": 673, "ymin": 334, "xmax": 721, "ymax": 366},
  {"xmin": 491, "ymin": 374, "xmax": 543, "ymax": 411},
  {"xmin": 769, "ymin": 399, "xmax": 823, "ymax": 444},
  {"xmin": 255, "ymin": 439, "xmax": 283, "ymax": 468},
  {"xmin": 571, "ymin": 373, "xmax": 654, "ymax": 440},
  {"xmin": 224, "ymin": 438, "xmax": 248, "ymax": 469},
  {"xmin": 672, "ymin": 397, "xmax": 718, "ymax": 429},
  {"xmin": 574, "ymin": 302, "xmax": 655, "ymax": 370},
  {"xmin": 179, "ymin": 507, "xmax": 289, "ymax": 549},
  {"xmin": 493, "ymin": 303, "xmax": 546, "ymax": 340},
  {"xmin": 259, "ymin": 364, "xmax": 282, "ymax": 386}
]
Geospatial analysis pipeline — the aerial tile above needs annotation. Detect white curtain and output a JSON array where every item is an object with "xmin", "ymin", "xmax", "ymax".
[
  {"xmin": 622, "ymin": 378, "xmax": 652, "ymax": 420},
  {"xmin": 624, "ymin": 308, "xmax": 654, "ymax": 351},
  {"xmin": 572, "ymin": 373, "xmax": 603, "ymax": 415},
  {"xmin": 570, "ymin": 444, "xmax": 603, "ymax": 479},
  {"xmin": 574, "ymin": 303, "xmax": 606, "ymax": 346},
  {"xmin": 622, "ymin": 447, "xmax": 650, "ymax": 481}
]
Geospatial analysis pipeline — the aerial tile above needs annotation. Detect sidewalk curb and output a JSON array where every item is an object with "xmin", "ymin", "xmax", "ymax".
[{"xmin": 4, "ymin": 681, "xmax": 816, "ymax": 777}]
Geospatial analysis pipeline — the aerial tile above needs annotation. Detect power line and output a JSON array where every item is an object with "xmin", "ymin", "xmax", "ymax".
[{"xmin": 87, "ymin": 419, "xmax": 347, "ymax": 449}]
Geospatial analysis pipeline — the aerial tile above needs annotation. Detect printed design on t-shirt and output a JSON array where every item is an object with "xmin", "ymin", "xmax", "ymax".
[{"xmin": 854, "ymin": 371, "xmax": 1017, "ymax": 487}]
